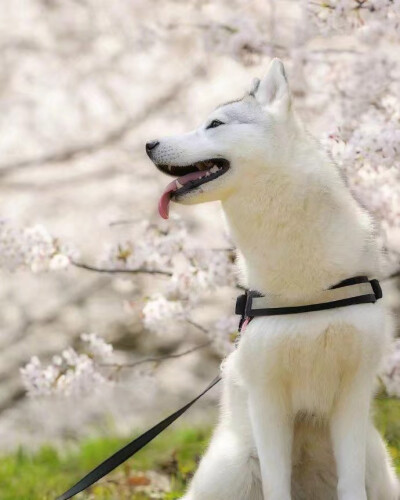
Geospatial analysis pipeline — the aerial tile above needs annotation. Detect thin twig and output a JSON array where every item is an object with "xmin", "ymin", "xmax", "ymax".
[
  {"xmin": 308, "ymin": 1, "xmax": 335, "ymax": 9},
  {"xmin": 0, "ymin": 120, "xmax": 134, "ymax": 175},
  {"xmin": 185, "ymin": 318, "xmax": 210, "ymax": 334},
  {"xmin": 100, "ymin": 341, "xmax": 212, "ymax": 370},
  {"xmin": 71, "ymin": 260, "xmax": 172, "ymax": 277},
  {"xmin": 1, "ymin": 166, "xmax": 123, "ymax": 191},
  {"xmin": 108, "ymin": 218, "xmax": 142, "ymax": 227},
  {"xmin": 71, "ymin": 257, "xmax": 248, "ymax": 290}
]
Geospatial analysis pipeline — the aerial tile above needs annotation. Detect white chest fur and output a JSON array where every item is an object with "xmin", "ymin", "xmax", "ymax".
[{"xmin": 234, "ymin": 301, "xmax": 389, "ymax": 417}]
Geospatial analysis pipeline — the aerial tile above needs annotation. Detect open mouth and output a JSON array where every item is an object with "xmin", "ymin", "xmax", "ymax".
[{"xmin": 156, "ymin": 158, "xmax": 230, "ymax": 219}]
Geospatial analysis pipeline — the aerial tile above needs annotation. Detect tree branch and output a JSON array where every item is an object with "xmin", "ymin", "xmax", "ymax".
[
  {"xmin": 0, "ymin": 120, "xmax": 134, "ymax": 175},
  {"xmin": 185, "ymin": 318, "xmax": 210, "ymax": 334},
  {"xmin": 71, "ymin": 260, "xmax": 173, "ymax": 277},
  {"xmin": 100, "ymin": 340, "xmax": 212, "ymax": 370},
  {"xmin": 0, "ymin": 67, "xmax": 204, "ymax": 177}
]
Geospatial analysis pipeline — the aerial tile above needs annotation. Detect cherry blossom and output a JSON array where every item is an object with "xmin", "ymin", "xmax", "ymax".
[
  {"xmin": 21, "ymin": 334, "xmax": 114, "ymax": 397},
  {"xmin": 11, "ymin": 0, "xmax": 400, "ymax": 401},
  {"xmin": 0, "ymin": 220, "xmax": 72, "ymax": 272}
]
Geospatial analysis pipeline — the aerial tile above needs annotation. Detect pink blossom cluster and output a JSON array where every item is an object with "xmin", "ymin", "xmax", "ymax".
[
  {"xmin": 310, "ymin": 0, "xmax": 400, "ymax": 39},
  {"xmin": 142, "ymin": 294, "xmax": 187, "ymax": 334},
  {"xmin": 311, "ymin": 10, "xmax": 400, "ymax": 251},
  {"xmin": 13, "ymin": 215, "xmax": 240, "ymax": 397},
  {"xmin": 21, "ymin": 333, "xmax": 113, "ymax": 397},
  {"xmin": 142, "ymin": 246, "xmax": 237, "ymax": 334},
  {"xmin": 100, "ymin": 216, "xmax": 188, "ymax": 271},
  {"xmin": 0, "ymin": 219, "xmax": 71, "ymax": 272},
  {"xmin": 99, "ymin": 216, "xmax": 238, "ymax": 338}
]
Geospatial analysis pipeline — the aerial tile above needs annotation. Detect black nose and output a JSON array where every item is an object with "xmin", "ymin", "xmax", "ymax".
[{"xmin": 146, "ymin": 140, "xmax": 159, "ymax": 156}]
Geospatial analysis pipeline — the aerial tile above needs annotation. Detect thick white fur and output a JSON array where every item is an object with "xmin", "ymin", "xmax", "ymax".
[{"xmin": 151, "ymin": 59, "xmax": 399, "ymax": 499}]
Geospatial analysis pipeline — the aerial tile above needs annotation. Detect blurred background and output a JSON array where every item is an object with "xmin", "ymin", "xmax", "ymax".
[{"xmin": 0, "ymin": 0, "xmax": 400, "ymax": 498}]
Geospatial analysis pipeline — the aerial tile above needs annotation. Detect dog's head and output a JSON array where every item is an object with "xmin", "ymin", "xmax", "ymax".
[{"xmin": 146, "ymin": 59, "xmax": 297, "ymax": 219}]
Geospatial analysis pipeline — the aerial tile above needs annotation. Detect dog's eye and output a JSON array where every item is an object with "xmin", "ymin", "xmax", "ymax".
[{"xmin": 206, "ymin": 120, "xmax": 225, "ymax": 130}]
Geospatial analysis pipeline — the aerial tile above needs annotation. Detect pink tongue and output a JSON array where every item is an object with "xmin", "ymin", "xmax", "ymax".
[{"xmin": 158, "ymin": 170, "xmax": 207, "ymax": 219}]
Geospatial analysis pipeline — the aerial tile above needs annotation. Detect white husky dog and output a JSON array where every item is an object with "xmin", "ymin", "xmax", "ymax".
[{"xmin": 146, "ymin": 59, "xmax": 399, "ymax": 500}]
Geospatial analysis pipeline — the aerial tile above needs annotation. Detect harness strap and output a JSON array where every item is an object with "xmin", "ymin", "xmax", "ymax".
[
  {"xmin": 236, "ymin": 276, "xmax": 382, "ymax": 321},
  {"xmin": 56, "ymin": 375, "xmax": 221, "ymax": 500}
]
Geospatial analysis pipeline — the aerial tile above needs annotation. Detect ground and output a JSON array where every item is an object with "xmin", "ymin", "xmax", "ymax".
[{"xmin": 1, "ymin": 397, "xmax": 399, "ymax": 500}]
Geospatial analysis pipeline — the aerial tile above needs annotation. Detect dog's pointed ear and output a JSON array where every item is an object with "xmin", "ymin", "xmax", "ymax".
[{"xmin": 254, "ymin": 58, "xmax": 291, "ymax": 114}]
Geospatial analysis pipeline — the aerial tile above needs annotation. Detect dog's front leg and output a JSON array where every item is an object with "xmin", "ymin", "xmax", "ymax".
[
  {"xmin": 330, "ymin": 371, "xmax": 371, "ymax": 500},
  {"xmin": 249, "ymin": 384, "xmax": 293, "ymax": 500}
]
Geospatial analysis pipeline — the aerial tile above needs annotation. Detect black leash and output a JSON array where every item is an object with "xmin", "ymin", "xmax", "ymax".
[
  {"xmin": 56, "ymin": 275, "xmax": 382, "ymax": 500},
  {"xmin": 56, "ymin": 375, "xmax": 221, "ymax": 500}
]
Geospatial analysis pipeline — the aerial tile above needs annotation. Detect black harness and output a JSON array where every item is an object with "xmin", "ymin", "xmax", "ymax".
[
  {"xmin": 236, "ymin": 276, "xmax": 382, "ymax": 331},
  {"xmin": 56, "ymin": 275, "xmax": 382, "ymax": 500}
]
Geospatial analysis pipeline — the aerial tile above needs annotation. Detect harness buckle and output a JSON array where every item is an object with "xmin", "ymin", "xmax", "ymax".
[
  {"xmin": 235, "ymin": 290, "xmax": 260, "ymax": 316},
  {"xmin": 236, "ymin": 291, "xmax": 250, "ymax": 332},
  {"xmin": 370, "ymin": 279, "xmax": 383, "ymax": 301},
  {"xmin": 235, "ymin": 293, "xmax": 247, "ymax": 316}
]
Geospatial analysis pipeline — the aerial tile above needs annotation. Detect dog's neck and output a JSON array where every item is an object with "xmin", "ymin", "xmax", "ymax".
[{"xmin": 222, "ymin": 143, "xmax": 378, "ymax": 297}]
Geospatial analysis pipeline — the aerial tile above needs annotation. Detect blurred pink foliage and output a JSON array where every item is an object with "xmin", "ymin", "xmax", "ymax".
[{"xmin": 0, "ymin": 0, "xmax": 397, "ymax": 399}]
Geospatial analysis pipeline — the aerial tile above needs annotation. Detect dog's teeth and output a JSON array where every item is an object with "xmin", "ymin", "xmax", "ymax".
[
  {"xmin": 210, "ymin": 166, "xmax": 219, "ymax": 174},
  {"xmin": 176, "ymin": 180, "xmax": 183, "ymax": 189},
  {"xmin": 168, "ymin": 166, "xmax": 172, "ymax": 171},
  {"xmin": 205, "ymin": 172, "xmax": 211, "ymax": 176}
]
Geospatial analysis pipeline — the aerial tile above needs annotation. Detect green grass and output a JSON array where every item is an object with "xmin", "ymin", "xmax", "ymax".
[
  {"xmin": 1, "ymin": 398, "xmax": 400, "ymax": 500},
  {"xmin": 374, "ymin": 396, "xmax": 400, "ymax": 472},
  {"xmin": 0, "ymin": 427, "xmax": 210, "ymax": 500}
]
